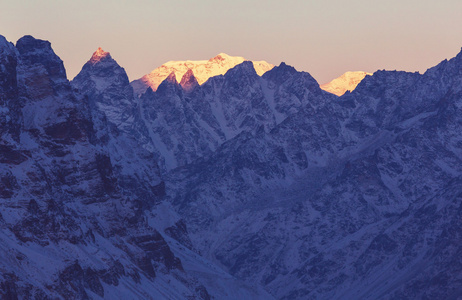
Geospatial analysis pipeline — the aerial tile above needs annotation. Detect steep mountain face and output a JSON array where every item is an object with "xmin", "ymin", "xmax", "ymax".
[
  {"xmin": 130, "ymin": 53, "xmax": 274, "ymax": 97},
  {"xmin": 180, "ymin": 69, "xmax": 200, "ymax": 93},
  {"xmin": 72, "ymin": 47, "xmax": 135, "ymax": 130},
  {"xmin": 136, "ymin": 72, "xmax": 220, "ymax": 170},
  {"xmin": 165, "ymin": 49, "xmax": 462, "ymax": 299},
  {"xmin": 0, "ymin": 36, "xmax": 21, "ymax": 144},
  {"xmin": 135, "ymin": 60, "xmax": 335, "ymax": 171},
  {"xmin": 321, "ymin": 71, "xmax": 372, "ymax": 96},
  {"xmin": 0, "ymin": 35, "xmax": 272, "ymax": 299},
  {"xmin": 70, "ymin": 47, "xmax": 166, "ymax": 209},
  {"xmin": 73, "ymin": 52, "xmax": 319, "ymax": 172}
]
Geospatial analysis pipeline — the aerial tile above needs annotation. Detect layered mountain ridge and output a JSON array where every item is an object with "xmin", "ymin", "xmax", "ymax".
[
  {"xmin": 1, "ymin": 33, "xmax": 462, "ymax": 299},
  {"xmin": 130, "ymin": 53, "xmax": 274, "ymax": 97},
  {"xmin": 0, "ymin": 35, "xmax": 272, "ymax": 299},
  {"xmin": 165, "ymin": 48, "xmax": 462, "ymax": 299}
]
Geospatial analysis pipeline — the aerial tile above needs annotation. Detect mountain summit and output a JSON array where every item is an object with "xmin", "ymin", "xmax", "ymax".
[
  {"xmin": 130, "ymin": 53, "xmax": 274, "ymax": 96},
  {"xmin": 320, "ymin": 71, "xmax": 372, "ymax": 96},
  {"xmin": 89, "ymin": 47, "xmax": 111, "ymax": 64}
]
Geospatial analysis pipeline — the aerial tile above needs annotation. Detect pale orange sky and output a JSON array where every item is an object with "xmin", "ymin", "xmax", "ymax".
[{"xmin": 1, "ymin": 0, "xmax": 461, "ymax": 84}]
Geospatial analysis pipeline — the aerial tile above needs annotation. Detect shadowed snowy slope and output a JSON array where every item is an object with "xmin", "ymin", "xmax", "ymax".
[
  {"xmin": 0, "ymin": 35, "xmax": 272, "ymax": 299},
  {"xmin": 165, "ymin": 48, "xmax": 462, "ymax": 299},
  {"xmin": 135, "ymin": 61, "xmax": 334, "ymax": 171}
]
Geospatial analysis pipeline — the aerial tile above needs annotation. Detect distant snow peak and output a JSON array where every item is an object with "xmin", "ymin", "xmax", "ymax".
[
  {"xmin": 321, "ymin": 71, "xmax": 372, "ymax": 96},
  {"xmin": 130, "ymin": 53, "xmax": 274, "ymax": 96},
  {"xmin": 209, "ymin": 52, "xmax": 235, "ymax": 63},
  {"xmin": 90, "ymin": 47, "xmax": 111, "ymax": 64}
]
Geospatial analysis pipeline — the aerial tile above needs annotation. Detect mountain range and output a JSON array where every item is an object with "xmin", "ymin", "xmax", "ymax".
[
  {"xmin": 130, "ymin": 53, "xmax": 274, "ymax": 97},
  {"xmin": 130, "ymin": 53, "xmax": 371, "ymax": 99},
  {"xmin": 0, "ymin": 34, "xmax": 461, "ymax": 299}
]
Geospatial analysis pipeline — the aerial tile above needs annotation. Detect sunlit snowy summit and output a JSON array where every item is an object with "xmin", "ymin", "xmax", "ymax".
[
  {"xmin": 130, "ymin": 53, "xmax": 274, "ymax": 97},
  {"xmin": 320, "ymin": 71, "xmax": 372, "ymax": 96}
]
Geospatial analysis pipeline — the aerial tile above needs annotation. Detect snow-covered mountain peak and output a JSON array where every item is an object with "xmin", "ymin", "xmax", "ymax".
[
  {"xmin": 71, "ymin": 45, "xmax": 134, "ymax": 128},
  {"xmin": 320, "ymin": 71, "xmax": 372, "ymax": 96},
  {"xmin": 130, "ymin": 53, "xmax": 274, "ymax": 96},
  {"xmin": 208, "ymin": 52, "xmax": 243, "ymax": 64},
  {"xmin": 89, "ymin": 47, "xmax": 111, "ymax": 64},
  {"xmin": 73, "ymin": 46, "xmax": 128, "ymax": 82}
]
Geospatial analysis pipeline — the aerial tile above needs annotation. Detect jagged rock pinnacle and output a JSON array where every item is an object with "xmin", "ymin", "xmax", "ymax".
[{"xmin": 165, "ymin": 71, "xmax": 178, "ymax": 84}]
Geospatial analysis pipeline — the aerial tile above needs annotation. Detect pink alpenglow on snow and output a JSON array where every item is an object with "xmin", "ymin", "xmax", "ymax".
[
  {"xmin": 320, "ymin": 71, "xmax": 372, "ymax": 96},
  {"xmin": 89, "ymin": 47, "xmax": 111, "ymax": 64},
  {"xmin": 130, "ymin": 53, "xmax": 274, "ymax": 97}
]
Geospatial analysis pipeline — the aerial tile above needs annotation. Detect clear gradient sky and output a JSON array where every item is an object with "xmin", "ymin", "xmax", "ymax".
[{"xmin": 1, "ymin": 0, "xmax": 461, "ymax": 84}]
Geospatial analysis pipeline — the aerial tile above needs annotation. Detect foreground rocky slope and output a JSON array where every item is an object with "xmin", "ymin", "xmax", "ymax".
[{"xmin": 0, "ymin": 35, "xmax": 271, "ymax": 299}]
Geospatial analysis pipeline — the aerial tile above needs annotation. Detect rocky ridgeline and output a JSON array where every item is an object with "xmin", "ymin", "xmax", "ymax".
[
  {"xmin": 0, "ymin": 35, "xmax": 270, "ymax": 299},
  {"xmin": 164, "ymin": 48, "xmax": 462, "ymax": 299}
]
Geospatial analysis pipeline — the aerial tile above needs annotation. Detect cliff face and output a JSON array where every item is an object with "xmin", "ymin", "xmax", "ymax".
[{"xmin": 0, "ymin": 35, "xmax": 271, "ymax": 300}]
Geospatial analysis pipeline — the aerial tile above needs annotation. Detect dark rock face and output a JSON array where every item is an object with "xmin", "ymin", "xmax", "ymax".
[
  {"xmin": 165, "ymin": 219, "xmax": 194, "ymax": 250},
  {"xmin": 131, "ymin": 231, "xmax": 183, "ymax": 272},
  {"xmin": 0, "ymin": 35, "xmax": 221, "ymax": 300},
  {"xmin": 16, "ymin": 35, "xmax": 67, "ymax": 83},
  {"xmin": 0, "ymin": 36, "xmax": 21, "ymax": 141},
  {"xmin": 16, "ymin": 35, "xmax": 70, "ymax": 104}
]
